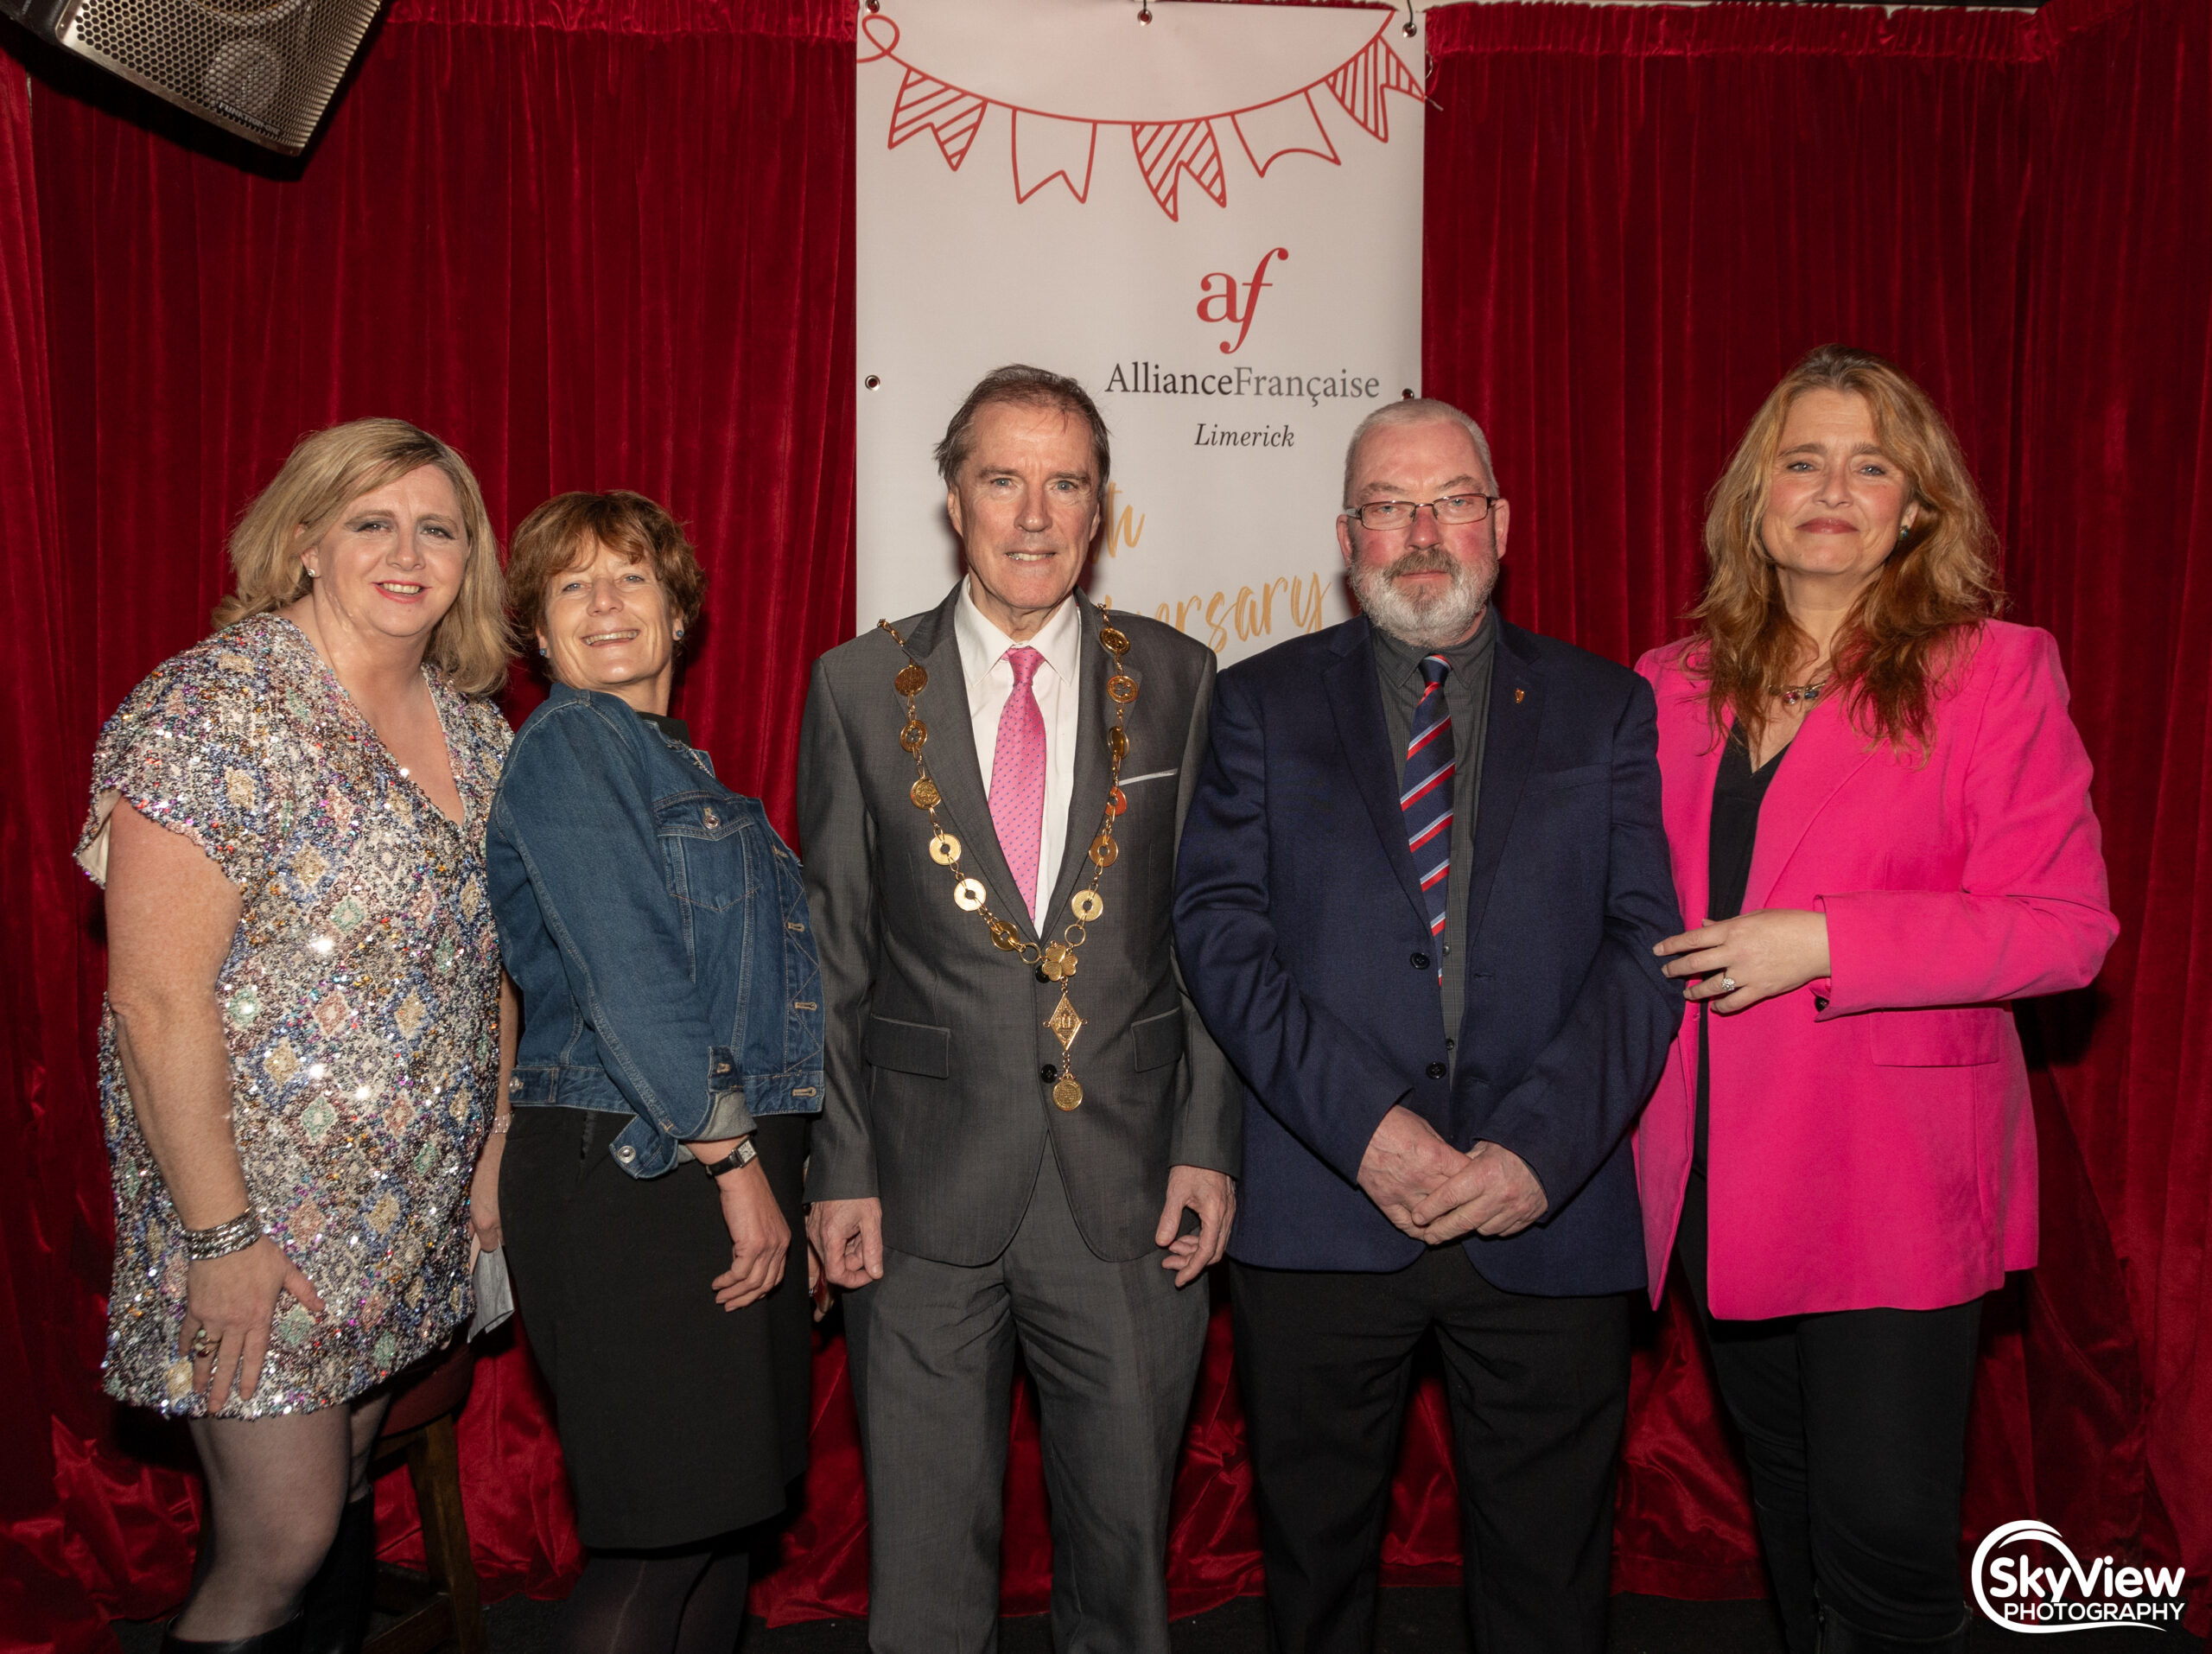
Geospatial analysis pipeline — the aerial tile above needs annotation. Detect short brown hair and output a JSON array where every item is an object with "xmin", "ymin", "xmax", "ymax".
[
  {"xmin": 934, "ymin": 365, "xmax": 1110, "ymax": 488},
  {"xmin": 1692, "ymin": 345, "xmax": 2001, "ymax": 754},
  {"xmin": 213, "ymin": 418, "xmax": 511, "ymax": 697},
  {"xmin": 507, "ymin": 491, "xmax": 706, "ymax": 668}
]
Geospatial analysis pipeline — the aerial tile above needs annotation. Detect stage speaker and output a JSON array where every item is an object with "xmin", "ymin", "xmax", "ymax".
[{"xmin": 0, "ymin": 0, "xmax": 382, "ymax": 154}]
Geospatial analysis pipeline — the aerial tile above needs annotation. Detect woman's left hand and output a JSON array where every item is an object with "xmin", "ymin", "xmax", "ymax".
[
  {"xmin": 1656, "ymin": 908, "xmax": 1831, "ymax": 1013},
  {"xmin": 469, "ymin": 1127, "xmax": 505, "ymax": 1253}
]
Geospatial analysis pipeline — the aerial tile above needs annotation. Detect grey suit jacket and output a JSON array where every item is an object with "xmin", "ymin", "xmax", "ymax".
[{"xmin": 798, "ymin": 585, "xmax": 1240, "ymax": 1266}]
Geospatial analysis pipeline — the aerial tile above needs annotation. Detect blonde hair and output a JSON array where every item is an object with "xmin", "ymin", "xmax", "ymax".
[
  {"xmin": 213, "ymin": 418, "xmax": 512, "ymax": 697},
  {"xmin": 506, "ymin": 491, "xmax": 707, "ymax": 678},
  {"xmin": 1692, "ymin": 346, "xmax": 2002, "ymax": 754}
]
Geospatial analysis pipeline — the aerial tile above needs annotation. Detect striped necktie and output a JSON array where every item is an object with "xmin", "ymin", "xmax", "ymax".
[{"xmin": 1402, "ymin": 655, "xmax": 1453, "ymax": 977}]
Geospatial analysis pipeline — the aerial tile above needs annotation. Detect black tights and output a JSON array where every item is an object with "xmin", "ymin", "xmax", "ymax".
[
  {"xmin": 557, "ymin": 1538, "xmax": 753, "ymax": 1654},
  {"xmin": 175, "ymin": 1393, "xmax": 391, "ymax": 1640},
  {"xmin": 1678, "ymin": 1172, "xmax": 1981, "ymax": 1651}
]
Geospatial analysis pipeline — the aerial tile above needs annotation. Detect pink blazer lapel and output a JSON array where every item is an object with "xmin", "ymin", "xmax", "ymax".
[
  {"xmin": 1743, "ymin": 696, "xmax": 1881, "ymax": 911},
  {"xmin": 1650, "ymin": 663, "xmax": 1720, "ymax": 926}
]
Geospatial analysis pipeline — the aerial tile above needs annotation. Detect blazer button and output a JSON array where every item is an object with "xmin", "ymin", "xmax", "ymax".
[
  {"xmin": 1410, "ymin": 951, "xmax": 1430, "ymax": 971},
  {"xmin": 1040, "ymin": 1065, "xmax": 1060, "ymax": 1083},
  {"xmin": 1426, "ymin": 1061, "xmax": 1447, "ymax": 1079}
]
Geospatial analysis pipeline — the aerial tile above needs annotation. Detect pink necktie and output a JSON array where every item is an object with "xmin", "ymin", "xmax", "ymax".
[{"xmin": 990, "ymin": 646, "xmax": 1047, "ymax": 919}]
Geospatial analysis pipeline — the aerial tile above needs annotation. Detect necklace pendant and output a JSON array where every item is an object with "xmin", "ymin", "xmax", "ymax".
[{"xmin": 1045, "ymin": 989, "xmax": 1084, "ymax": 1056}]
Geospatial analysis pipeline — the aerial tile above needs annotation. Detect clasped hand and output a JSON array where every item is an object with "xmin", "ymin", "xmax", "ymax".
[
  {"xmin": 1654, "ymin": 907, "xmax": 1830, "ymax": 1014},
  {"xmin": 1357, "ymin": 1106, "xmax": 1546, "ymax": 1244}
]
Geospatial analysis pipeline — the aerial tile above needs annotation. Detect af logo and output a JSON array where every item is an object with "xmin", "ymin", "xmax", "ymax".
[{"xmin": 1196, "ymin": 247, "xmax": 1288, "ymax": 356}]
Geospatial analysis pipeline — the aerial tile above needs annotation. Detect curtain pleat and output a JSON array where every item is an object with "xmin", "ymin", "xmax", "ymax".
[{"xmin": 3, "ymin": 0, "xmax": 2209, "ymax": 1646}]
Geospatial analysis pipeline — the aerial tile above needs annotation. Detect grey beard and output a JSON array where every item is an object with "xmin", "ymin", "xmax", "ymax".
[{"xmin": 1348, "ymin": 550, "xmax": 1496, "ymax": 651}]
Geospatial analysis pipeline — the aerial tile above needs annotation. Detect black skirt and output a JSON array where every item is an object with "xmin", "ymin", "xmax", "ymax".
[{"xmin": 500, "ymin": 1106, "xmax": 811, "ymax": 1549}]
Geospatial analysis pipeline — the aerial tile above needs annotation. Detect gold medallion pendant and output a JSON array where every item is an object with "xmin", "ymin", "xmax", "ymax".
[
  {"xmin": 876, "ymin": 612, "xmax": 1140, "ymax": 1116},
  {"xmin": 1045, "ymin": 990, "xmax": 1086, "ymax": 1110}
]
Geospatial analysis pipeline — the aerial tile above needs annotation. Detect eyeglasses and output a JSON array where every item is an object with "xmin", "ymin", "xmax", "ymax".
[{"xmin": 1344, "ymin": 494, "xmax": 1500, "ymax": 531}]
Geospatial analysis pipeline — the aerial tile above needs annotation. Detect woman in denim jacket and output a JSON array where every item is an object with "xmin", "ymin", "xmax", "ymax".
[{"xmin": 480, "ymin": 492, "xmax": 823, "ymax": 1654}]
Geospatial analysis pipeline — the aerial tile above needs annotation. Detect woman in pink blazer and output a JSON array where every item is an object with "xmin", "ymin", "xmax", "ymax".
[{"xmin": 1637, "ymin": 347, "xmax": 2115, "ymax": 1654}]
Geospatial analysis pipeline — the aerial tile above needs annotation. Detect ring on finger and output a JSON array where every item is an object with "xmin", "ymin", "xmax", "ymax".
[
  {"xmin": 1719, "ymin": 975, "xmax": 1738, "ymax": 994},
  {"xmin": 188, "ymin": 1326, "xmax": 218, "ymax": 1359}
]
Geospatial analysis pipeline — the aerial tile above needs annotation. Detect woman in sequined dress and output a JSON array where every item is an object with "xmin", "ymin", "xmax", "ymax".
[{"xmin": 77, "ymin": 420, "xmax": 515, "ymax": 1654}]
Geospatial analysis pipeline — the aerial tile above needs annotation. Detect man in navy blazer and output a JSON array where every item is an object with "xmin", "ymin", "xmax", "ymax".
[{"xmin": 1173, "ymin": 398, "xmax": 1681, "ymax": 1654}]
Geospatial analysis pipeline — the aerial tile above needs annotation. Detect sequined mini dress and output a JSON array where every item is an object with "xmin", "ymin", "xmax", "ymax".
[{"xmin": 77, "ymin": 614, "xmax": 512, "ymax": 1418}]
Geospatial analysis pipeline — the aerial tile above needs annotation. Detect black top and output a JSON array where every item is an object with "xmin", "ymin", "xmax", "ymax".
[
  {"xmin": 1374, "ymin": 609, "xmax": 1497, "ymax": 1059},
  {"xmin": 1694, "ymin": 730, "xmax": 1789, "ymax": 1174},
  {"xmin": 638, "ymin": 709, "xmax": 691, "ymax": 745}
]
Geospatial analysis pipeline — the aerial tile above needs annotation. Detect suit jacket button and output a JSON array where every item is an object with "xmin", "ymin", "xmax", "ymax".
[
  {"xmin": 1410, "ymin": 951, "xmax": 1430, "ymax": 970},
  {"xmin": 1040, "ymin": 1065, "xmax": 1060, "ymax": 1083},
  {"xmin": 1426, "ymin": 1061, "xmax": 1447, "ymax": 1079}
]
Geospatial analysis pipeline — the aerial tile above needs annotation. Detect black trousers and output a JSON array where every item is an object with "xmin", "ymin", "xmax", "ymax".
[
  {"xmin": 1230, "ymin": 1249, "xmax": 1631, "ymax": 1654},
  {"xmin": 1676, "ymin": 1171, "xmax": 1981, "ymax": 1651}
]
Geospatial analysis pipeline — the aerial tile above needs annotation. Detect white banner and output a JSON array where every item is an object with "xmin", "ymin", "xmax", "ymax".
[{"xmin": 855, "ymin": 0, "xmax": 1425, "ymax": 662}]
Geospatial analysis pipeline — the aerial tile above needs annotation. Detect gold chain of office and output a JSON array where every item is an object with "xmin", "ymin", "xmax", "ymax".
[{"xmin": 876, "ymin": 617, "xmax": 1140, "ymax": 1113}]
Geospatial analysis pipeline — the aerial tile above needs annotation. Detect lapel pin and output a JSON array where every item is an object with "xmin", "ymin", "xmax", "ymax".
[{"xmin": 1515, "ymin": 688, "xmax": 1525, "ymax": 704}]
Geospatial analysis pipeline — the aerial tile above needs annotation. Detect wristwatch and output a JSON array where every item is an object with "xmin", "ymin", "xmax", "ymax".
[{"xmin": 700, "ymin": 1136, "xmax": 758, "ymax": 1180}]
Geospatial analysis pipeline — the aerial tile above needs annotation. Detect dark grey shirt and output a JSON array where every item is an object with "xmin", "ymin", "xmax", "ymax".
[{"xmin": 1374, "ymin": 608, "xmax": 1497, "ymax": 1062}]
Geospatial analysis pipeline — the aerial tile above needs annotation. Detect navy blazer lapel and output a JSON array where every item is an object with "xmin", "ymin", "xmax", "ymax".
[
  {"xmin": 1460, "ymin": 619, "xmax": 1541, "ymax": 947},
  {"xmin": 896, "ymin": 588, "xmax": 1033, "ymax": 940},
  {"xmin": 1043, "ymin": 594, "xmax": 1113, "ymax": 926},
  {"xmin": 1325, "ymin": 619, "xmax": 1431, "ymax": 928}
]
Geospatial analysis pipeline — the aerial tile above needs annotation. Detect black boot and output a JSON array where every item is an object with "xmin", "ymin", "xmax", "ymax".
[
  {"xmin": 160, "ymin": 1615, "xmax": 306, "ymax": 1654},
  {"xmin": 296, "ymin": 1496, "xmax": 378, "ymax": 1654},
  {"xmin": 1818, "ymin": 1605, "xmax": 1972, "ymax": 1654}
]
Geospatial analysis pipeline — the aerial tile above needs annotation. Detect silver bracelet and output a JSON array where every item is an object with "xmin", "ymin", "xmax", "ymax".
[{"xmin": 182, "ymin": 1211, "xmax": 262, "ymax": 1263}]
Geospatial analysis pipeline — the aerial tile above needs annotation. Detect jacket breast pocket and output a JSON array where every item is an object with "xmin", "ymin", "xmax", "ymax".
[
  {"xmin": 1867, "ymin": 1006, "xmax": 2004, "ymax": 1066},
  {"xmin": 863, "ymin": 1015, "xmax": 950, "ymax": 1079},
  {"xmin": 1132, "ymin": 1008, "xmax": 1185, "ymax": 1072},
  {"xmin": 654, "ymin": 791, "xmax": 754, "ymax": 913}
]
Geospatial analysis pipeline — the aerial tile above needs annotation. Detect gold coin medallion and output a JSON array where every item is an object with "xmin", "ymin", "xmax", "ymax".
[
  {"xmin": 1089, "ymin": 833, "xmax": 1119, "ymax": 868},
  {"xmin": 1071, "ymin": 889, "xmax": 1104, "ymax": 922},
  {"xmin": 929, "ymin": 832, "xmax": 962, "ymax": 866},
  {"xmin": 1041, "ymin": 942, "xmax": 1074, "ymax": 979},
  {"xmin": 909, "ymin": 777, "xmax": 942, "ymax": 810},
  {"xmin": 1108, "ymin": 786, "xmax": 1127, "ymax": 817},
  {"xmin": 1053, "ymin": 1075, "xmax": 1084, "ymax": 1111},
  {"xmin": 1108, "ymin": 674, "xmax": 1139, "ymax": 704},
  {"xmin": 1100, "ymin": 624, "xmax": 1130, "ymax": 656},
  {"xmin": 1108, "ymin": 727, "xmax": 1128, "ymax": 764},
  {"xmin": 988, "ymin": 919, "xmax": 1022, "ymax": 951},
  {"xmin": 900, "ymin": 720, "xmax": 928, "ymax": 753},
  {"xmin": 894, "ymin": 663, "xmax": 928, "ymax": 696},
  {"xmin": 953, "ymin": 877, "xmax": 987, "ymax": 912}
]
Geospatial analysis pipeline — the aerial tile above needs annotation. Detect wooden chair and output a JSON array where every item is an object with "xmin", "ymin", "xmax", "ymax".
[{"xmin": 365, "ymin": 1339, "xmax": 487, "ymax": 1654}]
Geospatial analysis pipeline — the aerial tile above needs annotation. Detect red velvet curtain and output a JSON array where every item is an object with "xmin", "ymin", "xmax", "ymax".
[{"xmin": 5, "ymin": 0, "xmax": 2210, "ymax": 1647}]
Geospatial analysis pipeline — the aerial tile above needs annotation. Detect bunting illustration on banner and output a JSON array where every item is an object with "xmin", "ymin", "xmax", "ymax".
[{"xmin": 862, "ymin": 6, "xmax": 1423, "ymax": 220}]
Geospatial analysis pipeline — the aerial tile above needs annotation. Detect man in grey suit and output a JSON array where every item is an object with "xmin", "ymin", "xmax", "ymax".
[{"xmin": 801, "ymin": 364, "xmax": 1241, "ymax": 1653}]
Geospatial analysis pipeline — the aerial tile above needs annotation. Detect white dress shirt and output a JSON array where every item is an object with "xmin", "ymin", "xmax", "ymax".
[{"xmin": 954, "ymin": 578, "xmax": 1083, "ymax": 928}]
